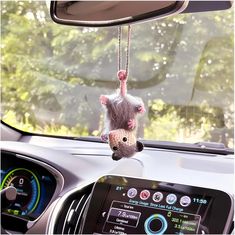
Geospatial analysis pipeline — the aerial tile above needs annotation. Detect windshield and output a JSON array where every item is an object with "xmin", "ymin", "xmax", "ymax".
[{"xmin": 1, "ymin": 1, "xmax": 234, "ymax": 148}]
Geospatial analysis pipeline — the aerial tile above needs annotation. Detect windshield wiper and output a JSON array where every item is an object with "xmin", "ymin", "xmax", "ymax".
[{"xmin": 75, "ymin": 137, "xmax": 233, "ymax": 155}]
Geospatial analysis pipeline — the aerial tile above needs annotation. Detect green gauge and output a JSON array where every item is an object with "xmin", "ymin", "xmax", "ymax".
[{"xmin": 1, "ymin": 168, "xmax": 40, "ymax": 216}]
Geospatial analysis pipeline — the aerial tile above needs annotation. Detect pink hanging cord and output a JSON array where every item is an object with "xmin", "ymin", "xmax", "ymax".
[{"xmin": 117, "ymin": 25, "xmax": 131, "ymax": 96}]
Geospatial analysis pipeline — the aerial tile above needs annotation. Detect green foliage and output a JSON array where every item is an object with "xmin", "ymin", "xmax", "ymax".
[
  {"xmin": 145, "ymin": 99, "xmax": 232, "ymax": 146},
  {"xmin": 1, "ymin": 1, "xmax": 234, "ymax": 148},
  {"xmin": 3, "ymin": 110, "xmax": 88, "ymax": 136}
]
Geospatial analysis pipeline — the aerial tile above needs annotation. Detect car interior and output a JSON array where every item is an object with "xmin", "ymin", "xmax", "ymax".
[{"xmin": 1, "ymin": 1, "xmax": 234, "ymax": 234}]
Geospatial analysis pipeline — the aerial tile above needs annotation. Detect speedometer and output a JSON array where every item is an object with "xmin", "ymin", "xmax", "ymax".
[{"xmin": 0, "ymin": 168, "xmax": 40, "ymax": 216}]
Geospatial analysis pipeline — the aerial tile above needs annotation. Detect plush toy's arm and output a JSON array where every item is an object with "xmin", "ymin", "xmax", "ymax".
[
  {"xmin": 101, "ymin": 133, "xmax": 108, "ymax": 142},
  {"xmin": 100, "ymin": 109, "xmax": 110, "ymax": 142},
  {"xmin": 136, "ymin": 104, "xmax": 146, "ymax": 114},
  {"xmin": 100, "ymin": 95, "xmax": 110, "ymax": 142},
  {"xmin": 100, "ymin": 95, "xmax": 108, "ymax": 105},
  {"xmin": 101, "ymin": 121, "xmax": 110, "ymax": 142},
  {"xmin": 128, "ymin": 119, "xmax": 136, "ymax": 130},
  {"xmin": 127, "ymin": 95, "xmax": 146, "ymax": 114}
]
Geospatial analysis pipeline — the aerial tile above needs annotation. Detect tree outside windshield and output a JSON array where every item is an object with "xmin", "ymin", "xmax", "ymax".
[{"xmin": 1, "ymin": 1, "xmax": 234, "ymax": 148}]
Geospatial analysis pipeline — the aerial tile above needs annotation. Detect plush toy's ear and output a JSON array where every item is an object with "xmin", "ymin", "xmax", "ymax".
[
  {"xmin": 136, "ymin": 141, "xmax": 144, "ymax": 152},
  {"xmin": 112, "ymin": 153, "xmax": 122, "ymax": 161}
]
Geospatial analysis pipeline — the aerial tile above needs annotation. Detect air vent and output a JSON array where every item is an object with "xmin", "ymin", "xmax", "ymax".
[{"xmin": 54, "ymin": 186, "xmax": 92, "ymax": 234}]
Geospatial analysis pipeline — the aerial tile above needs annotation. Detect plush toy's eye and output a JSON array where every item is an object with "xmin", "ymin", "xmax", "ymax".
[
  {"xmin": 123, "ymin": 137, "xmax": 127, "ymax": 142},
  {"xmin": 113, "ymin": 146, "xmax": 118, "ymax": 151}
]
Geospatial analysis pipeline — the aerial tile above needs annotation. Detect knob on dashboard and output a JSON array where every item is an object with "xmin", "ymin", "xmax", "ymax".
[
  {"xmin": 144, "ymin": 214, "xmax": 168, "ymax": 235},
  {"xmin": 1, "ymin": 186, "xmax": 17, "ymax": 209}
]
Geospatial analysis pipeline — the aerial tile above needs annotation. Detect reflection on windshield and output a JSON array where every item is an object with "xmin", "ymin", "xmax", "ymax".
[{"xmin": 1, "ymin": 1, "xmax": 234, "ymax": 148}]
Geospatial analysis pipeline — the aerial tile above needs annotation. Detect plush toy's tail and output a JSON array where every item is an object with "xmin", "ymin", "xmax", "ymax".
[{"xmin": 117, "ymin": 70, "xmax": 127, "ymax": 97}]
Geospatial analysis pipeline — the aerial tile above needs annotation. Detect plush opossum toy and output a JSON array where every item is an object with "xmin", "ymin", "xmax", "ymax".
[{"xmin": 100, "ymin": 70, "xmax": 145, "ymax": 161}]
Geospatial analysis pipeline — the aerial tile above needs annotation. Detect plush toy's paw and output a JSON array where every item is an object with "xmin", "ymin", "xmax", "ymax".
[
  {"xmin": 100, "ymin": 95, "xmax": 108, "ymax": 105},
  {"xmin": 101, "ymin": 134, "xmax": 108, "ymax": 142},
  {"xmin": 128, "ymin": 119, "xmax": 136, "ymax": 130},
  {"xmin": 137, "ymin": 105, "xmax": 146, "ymax": 114}
]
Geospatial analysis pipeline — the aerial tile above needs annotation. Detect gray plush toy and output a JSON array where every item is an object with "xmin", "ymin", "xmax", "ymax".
[{"xmin": 100, "ymin": 70, "xmax": 145, "ymax": 161}]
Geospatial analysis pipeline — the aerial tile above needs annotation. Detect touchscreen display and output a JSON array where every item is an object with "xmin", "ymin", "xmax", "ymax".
[
  {"xmin": 81, "ymin": 176, "xmax": 233, "ymax": 234},
  {"xmin": 95, "ymin": 185, "xmax": 207, "ymax": 234}
]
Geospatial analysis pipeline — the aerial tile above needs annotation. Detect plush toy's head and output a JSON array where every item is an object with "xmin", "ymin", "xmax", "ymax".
[{"xmin": 108, "ymin": 129, "xmax": 144, "ymax": 161}]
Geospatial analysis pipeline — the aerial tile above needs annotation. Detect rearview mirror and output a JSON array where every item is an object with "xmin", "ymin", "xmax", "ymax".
[{"xmin": 50, "ymin": 1, "xmax": 189, "ymax": 27}]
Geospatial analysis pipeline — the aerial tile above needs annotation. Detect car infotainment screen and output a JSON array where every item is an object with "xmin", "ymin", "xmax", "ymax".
[{"xmin": 81, "ymin": 175, "xmax": 233, "ymax": 234}]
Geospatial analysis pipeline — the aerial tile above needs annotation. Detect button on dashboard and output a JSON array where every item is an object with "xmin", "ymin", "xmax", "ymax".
[
  {"xmin": 180, "ymin": 196, "xmax": 191, "ymax": 207},
  {"xmin": 152, "ymin": 192, "xmax": 163, "ymax": 203},
  {"xmin": 166, "ymin": 194, "xmax": 177, "ymax": 205},
  {"xmin": 140, "ymin": 190, "xmax": 150, "ymax": 200}
]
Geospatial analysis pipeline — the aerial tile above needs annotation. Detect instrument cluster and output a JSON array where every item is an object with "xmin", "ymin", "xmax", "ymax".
[{"xmin": 1, "ymin": 151, "xmax": 57, "ymax": 221}]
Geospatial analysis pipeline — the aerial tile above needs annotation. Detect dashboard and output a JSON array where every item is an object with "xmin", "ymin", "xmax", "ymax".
[{"xmin": 0, "ymin": 136, "xmax": 234, "ymax": 234}]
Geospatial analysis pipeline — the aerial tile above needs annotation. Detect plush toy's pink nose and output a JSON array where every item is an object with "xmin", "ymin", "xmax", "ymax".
[{"xmin": 117, "ymin": 70, "xmax": 127, "ymax": 81}]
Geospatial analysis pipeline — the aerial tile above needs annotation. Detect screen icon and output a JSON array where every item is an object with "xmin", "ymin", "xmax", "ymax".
[
  {"xmin": 166, "ymin": 194, "xmax": 177, "ymax": 204},
  {"xmin": 152, "ymin": 192, "xmax": 163, "ymax": 203},
  {"xmin": 127, "ymin": 188, "xmax": 137, "ymax": 198},
  {"xmin": 144, "ymin": 214, "xmax": 168, "ymax": 234},
  {"xmin": 180, "ymin": 196, "xmax": 191, "ymax": 207},
  {"xmin": 140, "ymin": 190, "xmax": 150, "ymax": 200},
  {"xmin": 167, "ymin": 211, "xmax": 172, "ymax": 217}
]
